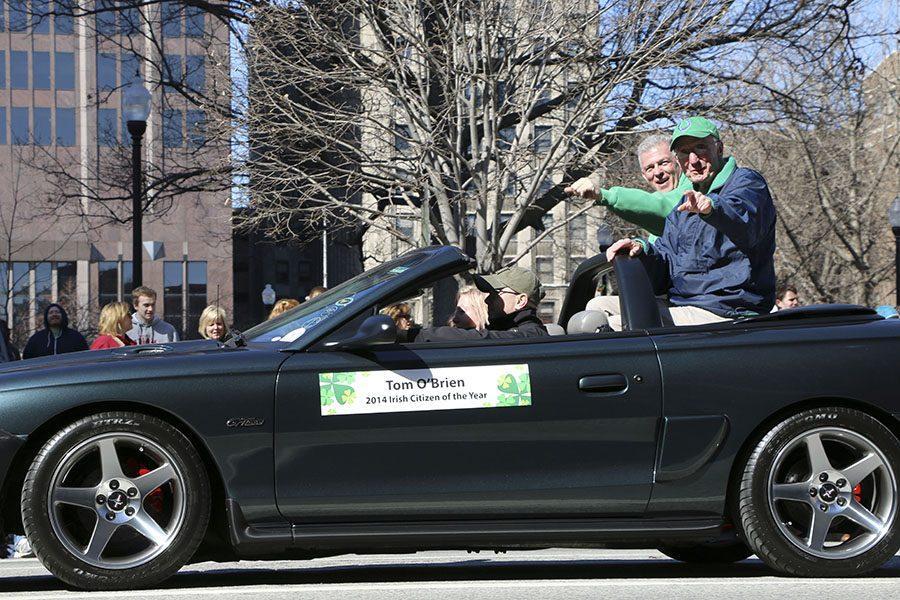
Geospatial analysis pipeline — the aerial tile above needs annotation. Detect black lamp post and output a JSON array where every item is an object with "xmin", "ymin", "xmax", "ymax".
[
  {"xmin": 890, "ymin": 197, "xmax": 900, "ymax": 306},
  {"xmin": 123, "ymin": 76, "xmax": 152, "ymax": 288}
]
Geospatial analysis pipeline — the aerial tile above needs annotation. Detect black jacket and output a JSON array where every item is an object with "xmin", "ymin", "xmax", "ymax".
[
  {"xmin": 22, "ymin": 303, "xmax": 89, "ymax": 359},
  {"xmin": 406, "ymin": 307, "xmax": 548, "ymax": 342},
  {"xmin": 0, "ymin": 319, "xmax": 18, "ymax": 362}
]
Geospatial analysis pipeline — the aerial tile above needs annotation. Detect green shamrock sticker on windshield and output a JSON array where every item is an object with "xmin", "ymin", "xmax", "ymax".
[
  {"xmin": 319, "ymin": 372, "xmax": 357, "ymax": 407},
  {"xmin": 496, "ymin": 368, "xmax": 531, "ymax": 407}
]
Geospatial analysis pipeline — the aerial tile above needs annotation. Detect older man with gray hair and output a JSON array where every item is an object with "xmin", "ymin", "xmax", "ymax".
[{"xmin": 565, "ymin": 133, "xmax": 688, "ymax": 239}]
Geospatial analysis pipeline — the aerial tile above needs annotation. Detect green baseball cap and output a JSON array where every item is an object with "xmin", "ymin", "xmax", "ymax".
[
  {"xmin": 474, "ymin": 266, "xmax": 544, "ymax": 305},
  {"xmin": 670, "ymin": 116, "xmax": 720, "ymax": 149}
]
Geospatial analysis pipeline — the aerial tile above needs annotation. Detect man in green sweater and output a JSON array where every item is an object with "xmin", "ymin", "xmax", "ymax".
[{"xmin": 564, "ymin": 134, "xmax": 689, "ymax": 238}]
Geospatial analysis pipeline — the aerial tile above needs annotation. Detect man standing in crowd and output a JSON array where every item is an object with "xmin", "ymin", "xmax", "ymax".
[
  {"xmin": 774, "ymin": 284, "xmax": 801, "ymax": 310},
  {"xmin": 0, "ymin": 319, "xmax": 17, "ymax": 363},
  {"xmin": 128, "ymin": 286, "xmax": 180, "ymax": 344},
  {"xmin": 588, "ymin": 116, "xmax": 777, "ymax": 327},
  {"xmin": 565, "ymin": 133, "xmax": 689, "ymax": 239},
  {"xmin": 22, "ymin": 304, "xmax": 88, "ymax": 359},
  {"xmin": 402, "ymin": 266, "xmax": 548, "ymax": 342}
]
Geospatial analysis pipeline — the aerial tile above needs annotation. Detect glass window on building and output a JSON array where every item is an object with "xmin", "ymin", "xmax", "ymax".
[
  {"xmin": 163, "ymin": 108, "xmax": 183, "ymax": 147},
  {"xmin": 33, "ymin": 107, "xmax": 51, "ymax": 146},
  {"xmin": 0, "ymin": 51, "xmax": 5, "ymax": 88},
  {"xmin": 11, "ymin": 51, "xmax": 28, "ymax": 89},
  {"xmin": 12, "ymin": 107, "xmax": 29, "ymax": 145},
  {"xmin": 34, "ymin": 262, "xmax": 52, "ymax": 319},
  {"xmin": 9, "ymin": 1, "xmax": 28, "ymax": 32},
  {"xmin": 186, "ymin": 110, "xmax": 205, "ymax": 147},
  {"xmin": 98, "ymin": 261, "xmax": 118, "ymax": 308},
  {"xmin": 56, "ymin": 108, "xmax": 75, "ymax": 146},
  {"xmin": 122, "ymin": 260, "xmax": 133, "ymax": 299},
  {"xmin": 11, "ymin": 262, "xmax": 30, "ymax": 348},
  {"xmin": 55, "ymin": 52, "xmax": 75, "ymax": 90},
  {"xmin": 162, "ymin": 0, "xmax": 182, "ymax": 37},
  {"xmin": 394, "ymin": 123, "xmax": 411, "ymax": 152},
  {"xmin": 535, "ymin": 256, "xmax": 553, "ymax": 283},
  {"xmin": 33, "ymin": 51, "xmax": 50, "ymax": 90},
  {"xmin": 120, "ymin": 4, "xmax": 140, "ymax": 35},
  {"xmin": 55, "ymin": 1, "xmax": 74, "ymax": 34},
  {"xmin": 187, "ymin": 261, "xmax": 207, "ymax": 339},
  {"xmin": 0, "ymin": 264, "xmax": 7, "ymax": 321},
  {"xmin": 97, "ymin": 53, "xmax": 117, "ymax": 92},
  {"xmin": 185, "ymin": 55, "xmax": 204, "ymax": 92},
  {"xmin": 56, "ymin": 261, "xmax": 77, "ymax": 322},
  {"xmin": 275, "ymin": 260, "xmax": 289, "ymax": 285},
  {"xmin": 0, "ymin": 108, "xmax": 6, "ymax": 145},
  {"xmin": 32, "ymin": 0, "xmax": 50, "ymax": 33},
  {"xmin": 121, "ymin": 52, "xmax": 139, "ymax": 86},
  {"xmin": 533, "ymin": 125, "xmax": 552, "ymax": 153},
  {"xmin": 568, "ymin": 214, "xmax": 586, "ymax": 243},
  {"xmin": 164, "ymin": 54, "xmax": 181, "ymax": 86},
  {"xmin": 97, "ymin": 108, "xmax": 118, "ymax": 147},
  {"xmin": 185, "ymin": 5, "xmax": 204, "ymax": 37},
  {"xmin": 0, "ymin": 1, "xmax": 4, "ymax": 32},
  {"xmin": 163, "ymin": 261, "xmax": 183, "ymax": 336},
  {"xmin": 96, "ymin": 0, "xmax": 117, "ymax": 36}
]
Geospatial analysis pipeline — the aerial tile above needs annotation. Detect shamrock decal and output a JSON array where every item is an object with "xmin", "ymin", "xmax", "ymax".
[
  {"xmin": 319, "ymin": 372, "xmax": 357, "ymax": 407},
  {"xmin": 496, "ymin": 371, "xmax": 531, "ymax": 406}
]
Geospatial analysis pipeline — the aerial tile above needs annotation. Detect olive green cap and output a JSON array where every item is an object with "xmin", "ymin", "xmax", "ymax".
[
  {"xmin": 670, "ymin": 116, "xmax": 720, "ymax": 149},
  {"xmin": 474, "ymin": 266, "xmax": 544, "ymax": 305}
]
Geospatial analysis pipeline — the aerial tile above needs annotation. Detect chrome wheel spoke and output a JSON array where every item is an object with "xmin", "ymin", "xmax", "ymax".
[
  {"xmin": 843, "ymin": 453, "xmax": 883, "ymax": 488},
  {"xmin": 807, "ymin": 510, "xmax": 835, "ymax": 551},
  {"xmin": 53, "ymin": 486, "xmax": 98, "ymax": 510},
  {"xmin": 772, "ymin": 481, "xmax": 813, "ymax": 503},
  {"xmin": 83, "ymin": 517, "xmax": 118, "ymax": 561},
  {"xmin": 843, "ymin": 500, "xmax": 885, "ymax": 534},
  {"xmin": 97, "ymin": 438, "xmax": 124, "ymax": 480},
  {"xmin": 129, "ymin": 512, "xmax": 169, "ymax": 547},
  {"xmin": 805, "ymin": 433, "xmax": 832, "ymax": 474},
  {"xmin": 134, "ymin": 463, "xmax": 176, "ymax": 496}
]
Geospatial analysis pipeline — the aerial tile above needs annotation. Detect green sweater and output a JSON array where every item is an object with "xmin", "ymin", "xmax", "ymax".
[{"xmin": 594, "ymin": 175, "xmax": 691, "ymax": 238}]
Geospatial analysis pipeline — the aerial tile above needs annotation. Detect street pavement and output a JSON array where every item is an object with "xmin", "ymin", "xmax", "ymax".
[{"xmin": 1, "ymin": 549, "xmax": 899, "ymax": 599}]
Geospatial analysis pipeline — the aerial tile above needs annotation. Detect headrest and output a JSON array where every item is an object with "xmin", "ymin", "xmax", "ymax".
[
  {"xmin": 544, "ymin": 323, "xmax": 565, "ymax": 336},
  {"xmin": 566, "ymin": 310, "xmax": 610, "ymax": 335}
]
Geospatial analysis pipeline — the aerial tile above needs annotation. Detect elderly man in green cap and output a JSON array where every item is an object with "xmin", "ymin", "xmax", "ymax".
[
  {"xmin": 585, "ymin": 116, "xmax": 777, "ymax": 327},
  {"xmin": 402, "ymin": 266, "xmax": 549, "ymax": 342}
]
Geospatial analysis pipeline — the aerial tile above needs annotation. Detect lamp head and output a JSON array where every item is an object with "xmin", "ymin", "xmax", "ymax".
[{"xmin": 123, "ymin": 75, "xmax": 152, "ymax": 123}]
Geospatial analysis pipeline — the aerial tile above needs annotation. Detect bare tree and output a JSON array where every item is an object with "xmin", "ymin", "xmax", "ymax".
[{"xmin": 234, "ymin": 0, "xmax": 876, "ymax": 271}]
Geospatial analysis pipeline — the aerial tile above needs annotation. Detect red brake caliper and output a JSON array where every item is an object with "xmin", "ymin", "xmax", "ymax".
[
  {"xmin": 125, "ymin": 457, "xmax": 165, "ymax": 514},
  {"xmin": 853, "ymin": 483, "xmax": 863, "ymax": 504}
]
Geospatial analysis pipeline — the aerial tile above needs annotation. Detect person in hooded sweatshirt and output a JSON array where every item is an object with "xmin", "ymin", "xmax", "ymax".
[
  {"xmin": 126, "ymin": 286, "xmax": 179, "ymax": 344},
  {"xmin": 22, "ymin": 303, "xmax": 88, "ymax": 359}
]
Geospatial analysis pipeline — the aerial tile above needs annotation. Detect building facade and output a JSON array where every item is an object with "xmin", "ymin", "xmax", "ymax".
[{"xmin": 0, "ymin": 1, "xmax": 231, "ymax": 348}]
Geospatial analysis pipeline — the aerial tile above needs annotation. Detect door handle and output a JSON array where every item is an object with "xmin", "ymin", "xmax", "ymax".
[{"xmin": 578, "ymin": 374, "xmax": 628, "ymax": 394}]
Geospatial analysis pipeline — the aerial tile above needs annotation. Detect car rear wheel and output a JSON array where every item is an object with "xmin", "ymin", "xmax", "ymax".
[
  {"xmin": 21, "ymin": 411, "xmax": 210, "ymax": 590},
  {"xmin": 657, "ymin": 539, "xmax": 753, "ymax": 564},
  {"xmin": 738, "ymin": 407, "xmax": 900, "ymax": 577}
]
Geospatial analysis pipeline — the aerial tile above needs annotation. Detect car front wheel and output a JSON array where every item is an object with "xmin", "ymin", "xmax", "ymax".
[
  {"xmin": 738, "ymin": 407, "xmax": 900, "ymax": 577},
  {"xmin": 21, "ymin": 411, "xmax": 210, "ymax": 590}
]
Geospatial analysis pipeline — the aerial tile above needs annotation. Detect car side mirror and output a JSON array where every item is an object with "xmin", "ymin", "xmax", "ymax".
[{"xmin": 324, "ymin": 315, "xmax": 397, "ymax": 350}]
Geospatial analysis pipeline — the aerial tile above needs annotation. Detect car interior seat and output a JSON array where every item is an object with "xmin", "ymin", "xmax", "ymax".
[
  {"xmin": 545, "ymin": 323, "xmax": 566, "ymax": 336},
  {"xmin": 566, "ymin": 310, "xmax": 610, "ymax": 335}
]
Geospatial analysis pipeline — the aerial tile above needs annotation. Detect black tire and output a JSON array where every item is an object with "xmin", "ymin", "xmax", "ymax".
[
  {"xmin": 21, "ymin": 411, "xmax": 210, "ymax": 590},
  {"xmin": 738, "ymin": 407, "xmax": 900, "ymax": 577},
  {"xmin": 657, "ymin": 539, "xmax": 753, "ymax": 564}
]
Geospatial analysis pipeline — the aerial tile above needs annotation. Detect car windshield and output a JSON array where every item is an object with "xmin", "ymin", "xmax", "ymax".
[{"xmin": 244, "ymin": 252, "xmax": 431, "ymax": 343}]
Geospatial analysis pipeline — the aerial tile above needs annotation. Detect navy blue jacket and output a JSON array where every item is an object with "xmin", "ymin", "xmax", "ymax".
[
  {"xmin": 641, "ymin": 160, "xmax": 776, "ymax": 317},
  {"xmin": 22, "ymin": 303, "xmax": 89, "ymax": 359}
]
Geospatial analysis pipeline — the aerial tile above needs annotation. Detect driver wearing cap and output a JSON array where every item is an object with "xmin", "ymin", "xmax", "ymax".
[{"xmin": 402, "ymin": 266, "xmax": 549, "ymax": 342}]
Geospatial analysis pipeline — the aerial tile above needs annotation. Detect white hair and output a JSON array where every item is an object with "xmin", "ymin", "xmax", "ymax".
[{"xmin": 636, "ymin": 134, "xmax": 672, "ymax": 164}]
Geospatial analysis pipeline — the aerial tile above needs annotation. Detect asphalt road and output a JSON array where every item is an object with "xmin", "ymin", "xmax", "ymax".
[{"xmin": 1, "ymin": 549, "xmax": 899, "ymax": 599}]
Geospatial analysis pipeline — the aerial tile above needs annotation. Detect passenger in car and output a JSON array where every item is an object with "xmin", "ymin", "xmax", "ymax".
[
  {"xmin": 565, "ymin": 133, "xmax": 688, "ymax": 239},
  {"xmin": 589, "ymin": 117, "xmax": 777, "ymax": 328},
  {"xmin": 382, "ymin": 303, "xmax": 416, "ymax": 331},
  {"xmin": 447, "ymin": 286, "xmax": 489, "ymax": 331},
  {"xmin": 401, "ymin": 267, "xmax": 547, "ymax": 342}
]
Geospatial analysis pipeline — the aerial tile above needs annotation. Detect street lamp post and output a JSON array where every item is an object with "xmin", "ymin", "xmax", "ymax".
[
  {"xmin": 889, "ymin": 197, "xmax": 900, "ymax": 306},
  {"xmin": 123, "ymin": 76, "xmax": 152, "ymax": 288}
]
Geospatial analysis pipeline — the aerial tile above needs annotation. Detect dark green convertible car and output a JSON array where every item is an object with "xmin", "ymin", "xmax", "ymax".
[{"xmin": 1, "ymin": 246, "xmax": 898, "ymax": 589}]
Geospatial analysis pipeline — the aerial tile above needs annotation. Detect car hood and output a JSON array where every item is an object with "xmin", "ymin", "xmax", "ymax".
[{"xmin": 0, "ymin": 339, "xmax": 225, "ymax": 376}]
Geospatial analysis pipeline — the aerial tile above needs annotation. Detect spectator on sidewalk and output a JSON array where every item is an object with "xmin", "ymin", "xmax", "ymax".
[
  {"xmin": 774, "ymin": 284, "xmax": 801, "ymax": 310},
  {"xmin": 127, "ymin": 286, "xmax": 179, "ymax": 344},
  {"xmin": 22, "ymin": 303, "xmax": 88, "ymax": 359},
  {"xmin": 268, "ymin": 299, "xmax": 300, "ymax": 320},
  {"xmin": 0, "ymin": 319, "xmax": 18, "ymax": 363},
  {"xmin": 91, "ymin": 302, "xmax": 137, "ymax": 349},
  {"xmin": 199, "ymin": 305, "xmax": 229, "ymax": 341},
  {"xmin": 306, "ymin": 286, "xmax": 327, "ymax": 300}
]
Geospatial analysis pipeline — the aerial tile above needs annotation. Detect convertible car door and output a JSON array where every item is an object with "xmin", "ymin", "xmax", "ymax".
[{"xmin": 274, "ymin": 333, "xmax": 662, "ymax": 522}]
